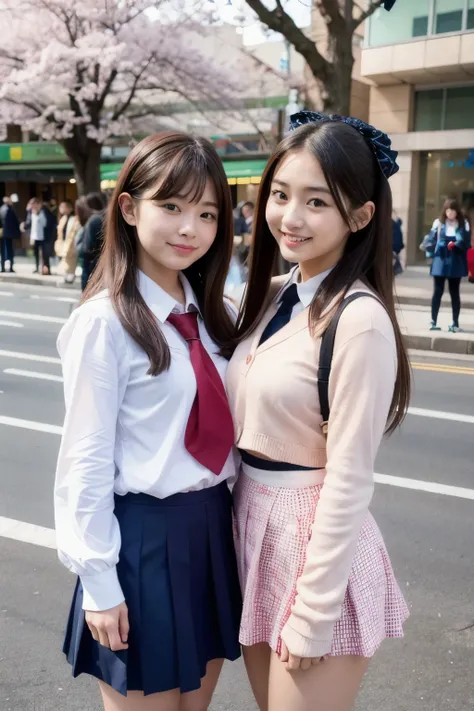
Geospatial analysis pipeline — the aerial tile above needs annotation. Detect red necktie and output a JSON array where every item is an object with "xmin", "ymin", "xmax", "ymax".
[{"xmin": 167, "ymin": 311, "xmax": 234, "ymax": 475}]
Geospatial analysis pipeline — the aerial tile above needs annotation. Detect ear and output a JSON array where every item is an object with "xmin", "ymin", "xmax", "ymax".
[
  {"xmin": 350, "ymin": 201, "xmax": 375, "ymax": 233},
  {"xmin": 118, "ymin": 192, "xmax": 138, "ymax": 226}
]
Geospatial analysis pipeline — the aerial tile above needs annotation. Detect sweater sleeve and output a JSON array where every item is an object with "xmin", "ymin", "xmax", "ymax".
[{"xmin": 280, "ymin": 303, "xmax": 397, "ymax": 658}]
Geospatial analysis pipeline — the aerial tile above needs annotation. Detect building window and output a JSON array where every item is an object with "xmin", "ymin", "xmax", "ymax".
[
  {"xmin": 468, "ymin": 0, "xmax": 474, "ymax": 29},
  {"xmin": 434, "ymin": 0, "xmax": 464, "ymax": 34},
  {"xmin": 367, "ymin": 0, "xmax": 474, "ymax": 47},
  {"xmin": 414, "ymin": 86, "xmax": 474, "ymax": 131},
  {"xmin": 367, "ymin": 1, "xmax": 430, "ymax": 46}
]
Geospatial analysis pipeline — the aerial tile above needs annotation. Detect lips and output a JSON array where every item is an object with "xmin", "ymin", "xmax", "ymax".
[
  {"xmin": 281, "ymin": 232, "xmax": 312, "ymax": 244},
  {"xmin": 169, "ymin": 243, "xmax": 197, "ymax": 253}
]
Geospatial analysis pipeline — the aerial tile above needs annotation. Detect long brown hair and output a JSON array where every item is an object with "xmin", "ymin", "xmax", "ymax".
[
  {"xmin": 83, "ymin": 131, "xmax": 235, "ymax": 375},
  {"xmin": 237, "ymin": 121, "xmax": 410, "ymax": 433},
  {"xmin": 440, "ymin": 197, "xmax": 463, "ymax": 224}
]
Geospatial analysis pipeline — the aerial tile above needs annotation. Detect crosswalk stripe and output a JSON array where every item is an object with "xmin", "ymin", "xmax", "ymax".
[
  {"xmin": 0, "ymin": 309, "xmax": 66, "ymax": 324},
  {"xmin": 0, "ymin": 349, "xmax": 61, "ymax": 364},
  {"xmin": 3, "ymin": 368, "xmax": 63, "ymax": 383}
]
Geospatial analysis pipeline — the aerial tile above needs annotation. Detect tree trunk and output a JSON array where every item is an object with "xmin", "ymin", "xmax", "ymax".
[
  {"xmin": 322, "ymin": 36, "xmax": 355, "ymax": 115},
  {"xmin": 60, "ymin": 136, "xmax": 102, "ymax": 196}
]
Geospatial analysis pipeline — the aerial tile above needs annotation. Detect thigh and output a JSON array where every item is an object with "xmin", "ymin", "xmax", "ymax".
[
  {"xmin": 179, "ymin": 658, "xmax": 224, "ymax": 711},
  {"xmin": 243, "ymin": 643, "xmax": 272, "ymax": 711},
  {"xmin": 268, "ymin": 653, "xmax": 369, "ymax": 711},
  {"xmin": 433, "ymin": 276, "xmax": 445, "ymax": 295},
  {"xmin": 99, "ymin": 682, "xmax": 180, "ymax": 711}
]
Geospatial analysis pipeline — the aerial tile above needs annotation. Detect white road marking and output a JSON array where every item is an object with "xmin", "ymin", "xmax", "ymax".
[
  {"xmin": 0, "ymin": 349, "xmax": 61, "ymax": 364},
  {"xmin": 4, "ymin": 368, "xmax": 63, "ymax": 383},
  {"xmin": 0, "ymin": 311, "xmax": 67, "ymax": 323},
  {"xmin": 408, "ymin": 406, "xmax": 474, "ymax": 425},
  {"xmin": 0, "ymin": 415, "xmax": 62, "ymax": 435},
  {"xmin": 0, "ymin": 310, "xmax": 66, "ymax": 324},
  {"xmin": 0, "ymin": 516, "xmax": 56, "ymax": 549},
  {"xmin": 30, "ymin": 295, "xmax": 78, "ymax": 304},
  {"xmin": 0, "ymin": 320, "xmax": 23, "ymax": 328},
  {"xmin": 375, "ymin": 473, "xmax": 474, "ymax": 501},
  {"xmin": 2, "ymin": 472, "xmax": 474, "ymax": 550},
  {"xmin": 0, "ymin": 291, "xmax": 13, "ymax": 297}
]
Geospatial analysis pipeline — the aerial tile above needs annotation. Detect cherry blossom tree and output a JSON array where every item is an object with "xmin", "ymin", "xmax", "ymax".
[{"xmin": 0, "ymin": 0, "xmax": 240, "ymax": 194}]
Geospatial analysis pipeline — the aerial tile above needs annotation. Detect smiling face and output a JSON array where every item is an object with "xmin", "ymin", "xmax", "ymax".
[
  {"xmin": 119, "ymin": 178, "xmax": 219, "ymax": 279},
  {"xmin": 265, "ymin": 149, "xmax": 375, "ymax": 281}
]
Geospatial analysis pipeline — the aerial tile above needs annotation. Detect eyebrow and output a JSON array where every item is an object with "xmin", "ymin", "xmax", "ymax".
[
  {"xmin": 272, "ymin": 178, "xmax": 331, "ymax": 194},
  {"xmin": 175, "ymin": 194, "xmax": 219, "ymax": 209}
]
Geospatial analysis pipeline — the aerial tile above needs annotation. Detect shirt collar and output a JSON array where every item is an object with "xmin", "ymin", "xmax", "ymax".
[
  {"xmin": 280, "ymin": 265, "xmax": 334, "ymax": 308},
  {"xmin": 138, "ymin": 270, "xmax": 201, "ymax": 323}
]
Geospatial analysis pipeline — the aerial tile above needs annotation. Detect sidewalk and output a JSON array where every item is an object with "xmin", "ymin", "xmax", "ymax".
[
  {"xmin": 395, "ymin": 265, "xmax": 474, "ymax": 310},
  {"xmin": 0, "ymin": 256, "xmax": 81, "ymax": 290},
  {"xmin": 2, "ymin": 258, "xmax": 474, "ymax": 356}
]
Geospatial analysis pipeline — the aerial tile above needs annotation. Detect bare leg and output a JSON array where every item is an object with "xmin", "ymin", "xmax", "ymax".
[
  {"xmin": 179, "ymin": 659, "xmax": 224, "ymax": 711},
  {"xmin": 268, "ymin": 653, "xmax": 369, "ymax": 711},
  {"xmin": 99, "ymin": 658, "xmax": 225, "ymax": 711},
  {"xmin": 99, "ymin": 683, "xmax": 180, "ymax": 711},
  {"xmin": 242, "ymin": 643, "xmax": 272, "ymax": 711}
]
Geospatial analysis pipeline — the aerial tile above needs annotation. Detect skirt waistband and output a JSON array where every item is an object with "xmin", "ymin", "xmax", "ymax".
[
  {"xmin": 240, "ymin": 450, "xmax": 318, "ymax": 472},
  {"xmin": 114, "ymin": 481, "xmax": 229, "ymax": 508},
  {"xmin": 242, "ymin": 462, "xmax": 325, "ymax": 488}
]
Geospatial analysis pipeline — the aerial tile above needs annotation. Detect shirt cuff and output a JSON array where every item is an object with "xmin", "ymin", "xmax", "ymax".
[
  {"xmin": 80, "ymin": 567, "xmax": 125, "ymax": 612},
  {"xmin": 280, "ymin": 619, "xmax": 333, "ymax": 659}
]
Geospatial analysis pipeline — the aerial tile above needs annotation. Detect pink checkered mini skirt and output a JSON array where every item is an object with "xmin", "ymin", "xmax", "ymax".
[{"xmin": 233, "ymin": 465, "xmax": 409, "ymax": 657}]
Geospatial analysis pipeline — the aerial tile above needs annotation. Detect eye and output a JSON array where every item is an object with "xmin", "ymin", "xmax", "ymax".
[
  {"xmin": 270, "ymin": 189, "xmax": 287, "ymax": 201},
  {"xmin": 308, "ymin": 198, "xmax": 326, "ymax": 208},
  {"xmin": 161, "ymin": 203, "xmax": 180, "ymax": 212},
  {"xmin": 201, "ymin": 212, "xmax": 217, "ymax": 221}
]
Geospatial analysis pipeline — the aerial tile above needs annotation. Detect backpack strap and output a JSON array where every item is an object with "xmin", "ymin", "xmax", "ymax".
[{"xmin": 318, "ymin": 292, "xmax": 382, "ymax": 436}]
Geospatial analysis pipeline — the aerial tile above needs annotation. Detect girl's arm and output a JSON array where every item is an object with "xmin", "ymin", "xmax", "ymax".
[
  {"xmin": 281, "ymin": 299, "xmax": 397, "ymax": 658},
  {"xmin": 54, "ymin": 310, "xmax": 128, "ymax": 612}
]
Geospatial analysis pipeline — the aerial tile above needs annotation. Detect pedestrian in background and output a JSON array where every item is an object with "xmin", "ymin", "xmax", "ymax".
[
  {"xmin": 227, "ymin": 112, "xmax": 410, "ymax": 711},
  {"xmin": 28, "ymin": 198, "xmax": 57, "ymax": 275},
  {"xmin": 54, "ymin": 131, "xmax": 241, "ymax": 710},
  {"xmin": 75, "ymin": 192, "xmax": 106, "ymax": 290},
  {"xmin": 392, "ymin": 213, "xmax": 404, "ymax": 276},
  {"xmin": 0, "ymin": 195, "xmax": 20, "ymax": 273},
  {"xmin": 55, "ymin": 200, "xmax": 80, "ymax": 284},
  {"xmin": 425, "ymin": 198, "xmax": 470, "ymax": 332}
]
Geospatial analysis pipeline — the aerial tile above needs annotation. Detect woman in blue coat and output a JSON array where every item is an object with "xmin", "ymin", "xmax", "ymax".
[{"xmin": 425, "ymin": 199, "xmax": 470, "ymax": 332}]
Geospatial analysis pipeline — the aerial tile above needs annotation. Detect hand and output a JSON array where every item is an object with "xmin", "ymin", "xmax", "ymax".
[
  {"xmin": 279, "ymin": 640, "xmax": 328, "ymax": 672},
  {"xmin": 85, "ymin": 601, "xmax": 129, "ymax": 651},
  {"xmin": 447, "ymin": 241, "xmax": 455, "ymax": 251}
]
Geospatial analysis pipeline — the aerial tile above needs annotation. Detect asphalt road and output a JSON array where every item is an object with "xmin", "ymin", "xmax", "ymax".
[{"xmin": 0, "ymin": 282, "xmax": 473, "ymax": 711}]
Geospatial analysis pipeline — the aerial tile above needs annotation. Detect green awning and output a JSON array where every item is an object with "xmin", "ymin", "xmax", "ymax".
[
  {"xmin": 222, "ymin": 159, "xmax": 267, "ymax": 179},
  {"xmin": 100, "ymin": 163, "xmax": 124, "ymax": 180}
]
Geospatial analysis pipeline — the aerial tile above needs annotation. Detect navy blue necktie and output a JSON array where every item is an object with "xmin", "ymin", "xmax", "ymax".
[{"xmin": 259, "ymin": 283, "xmax": 300, "ymax": 345}]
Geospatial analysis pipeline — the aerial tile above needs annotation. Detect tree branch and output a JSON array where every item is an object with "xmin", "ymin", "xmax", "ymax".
[
  {"xmin": 353, "ymin": 0, "xmax": 385, "ymax": 30},
  {"xmin": 111, "ymin": 60, "xmax": 151, "ymax": 121},
  {"xmin": 244, "ymin": 0, "xmax": 330, "ymax": 82}
]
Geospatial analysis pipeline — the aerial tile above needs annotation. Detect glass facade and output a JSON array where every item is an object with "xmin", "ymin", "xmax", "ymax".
[
  {"xmin": 414, "ymin": 86, "xmax": 474, "ymax": 131},
  {"xmin": 418, "ymin": 149, "xmax": 474, "ymax": 240},
  {"xmin": 367, "ymin": 0, "xmax": 474, "ymax": 46}
]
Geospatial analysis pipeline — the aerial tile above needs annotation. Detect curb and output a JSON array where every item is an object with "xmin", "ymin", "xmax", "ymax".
[
  {"xmin": 0, "ymin": 274, "xmax": 80, "ymax": 290},
  {"xmin": 396, "ymin": 294, "xmax": 474, "ymax": 310},
  {"xmin": 404, "ymin": 334, "xmax": 474, "ymax": 355}
]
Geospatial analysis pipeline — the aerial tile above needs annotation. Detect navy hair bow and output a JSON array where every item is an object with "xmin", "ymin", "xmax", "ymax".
[
  {"xmin": 383, "ymin": 0, "xmax": 397, "ymax": 9},
  {"xmin": 289, "ymin": 110, "xmax": 399, "ymax": 180}
]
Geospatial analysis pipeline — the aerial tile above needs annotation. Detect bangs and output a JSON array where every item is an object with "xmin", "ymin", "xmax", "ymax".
[{"xmin": 147, "ymin": 145, "xmax": 212, "ymax": 204}]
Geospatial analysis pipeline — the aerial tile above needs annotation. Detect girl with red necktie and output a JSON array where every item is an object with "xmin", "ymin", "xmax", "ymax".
[{"xmin": 54, "ymin": 132, "xmax": 241, "ymax": 711}]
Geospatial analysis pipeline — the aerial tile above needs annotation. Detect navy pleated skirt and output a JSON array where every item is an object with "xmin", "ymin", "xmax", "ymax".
[{"xmin": 62, "ymin": 482, "xmax": 242, "ymax": 696}]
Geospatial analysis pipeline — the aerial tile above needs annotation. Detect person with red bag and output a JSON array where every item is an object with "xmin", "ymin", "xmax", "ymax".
[{"xmin": 424, "ymin": 198, "xmax": 471, "ymax": 332}]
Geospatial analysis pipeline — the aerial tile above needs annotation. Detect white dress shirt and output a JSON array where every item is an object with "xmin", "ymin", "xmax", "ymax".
[
  {"xmin": 54, "ymin": 270, "xmax": 238, "ymax": 612},
  {"xmin": 276, "ymin": 265, "xmax": 334, "ymax": 318}
]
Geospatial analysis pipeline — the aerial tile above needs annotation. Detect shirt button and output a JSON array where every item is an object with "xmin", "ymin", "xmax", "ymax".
[{"xmin": 246, "ymin": 354, "xmax": 252, "ymax": 365}]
